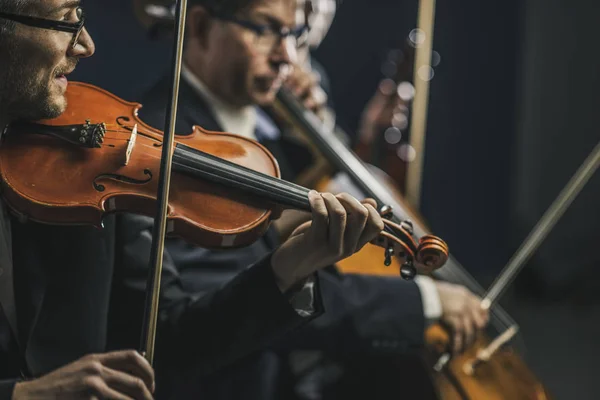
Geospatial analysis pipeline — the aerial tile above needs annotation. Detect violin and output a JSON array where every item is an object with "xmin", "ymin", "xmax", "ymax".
[
  {"xmin": 0, "ymin": 81, "xmax": 448, "ymax": 278},
  {"xmin": 268, "ymin": 86, "xmax": 552, "ymax": 400}
]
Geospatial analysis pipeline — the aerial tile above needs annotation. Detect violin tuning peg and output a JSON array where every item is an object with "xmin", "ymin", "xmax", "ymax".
[
  {"xmin": 379, "ymin": 204, "xmax": 393, "ymax": 219},
  {"xmin": 384, "ymin": 245, "xmax": 394, "ymax": 266},
  {"xmin": 400, "ymin": 260, "xmax": 417, "ymax": 280},
  {"xmin": 400, "ymin": 219, "xmax": 414, "ymax": 235}
]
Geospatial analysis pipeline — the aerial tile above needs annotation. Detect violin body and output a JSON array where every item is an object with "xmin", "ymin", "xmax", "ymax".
[
  {"xmin": 0, "ymin": 82, "xmax": 448, "ymax": 275},
  {"xmin": 0, "ymin": 82, "xmax": 280, "ymax": 249}
]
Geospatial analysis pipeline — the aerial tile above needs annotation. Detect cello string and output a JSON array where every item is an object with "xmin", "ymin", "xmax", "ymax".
[{"xmin": 276, "ymin": 90, "xmax": 517, "ymax": 330}]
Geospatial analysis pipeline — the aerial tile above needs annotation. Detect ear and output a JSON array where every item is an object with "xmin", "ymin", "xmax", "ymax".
[{"xmin": 186, "ymin": 5, "xmax": 212, "ymax": 48}]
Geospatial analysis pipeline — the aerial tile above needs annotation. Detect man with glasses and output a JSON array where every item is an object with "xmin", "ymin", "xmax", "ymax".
[
  {"xmin": 0, "ymin": 1, "xmax": 389, "ymax": 399},
  {"xmin": 0, "ymin": 3, "xmax": 158, "ymax": 398},
  {"xmin": 128, "ymin": 0, "xmax": 490, "ymax": 398}
]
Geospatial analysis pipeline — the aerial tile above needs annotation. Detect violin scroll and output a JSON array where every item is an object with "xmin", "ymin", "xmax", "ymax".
[{"xmin": 374, "ymin": 207, "xmax": 449, "ymax": 279}]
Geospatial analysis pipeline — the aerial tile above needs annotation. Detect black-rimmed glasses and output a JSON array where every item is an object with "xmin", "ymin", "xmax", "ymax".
[
  {"xmin": 0, "ymin": 7, "xmax": 85, "ymax": 49},
  {"xmin": 211, "ymin": 12, "xmax": 309, "ymax": 54}
]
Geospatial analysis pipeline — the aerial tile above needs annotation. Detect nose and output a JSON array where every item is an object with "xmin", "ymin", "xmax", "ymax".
[
  {"xmin": 68, "ymin": 27, "xmax": 95, "ymax": 59},
  {"xmin": 271, "ymin": 36, "xmax": 297, "ymax": 66}
]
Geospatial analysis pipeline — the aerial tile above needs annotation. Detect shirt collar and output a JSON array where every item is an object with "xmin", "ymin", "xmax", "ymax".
[{"xmin": 181, "ymin": 64, "xmax": 258, "ymax": 140}]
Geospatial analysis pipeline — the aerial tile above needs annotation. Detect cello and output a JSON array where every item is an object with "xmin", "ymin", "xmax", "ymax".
[
  {"xmin": 353, "ymin": 33, "xmax": 425, "ymax": 194},
  {"xmin": 268, "ymin": 85, "xmax": 556, "ymax": 399}
]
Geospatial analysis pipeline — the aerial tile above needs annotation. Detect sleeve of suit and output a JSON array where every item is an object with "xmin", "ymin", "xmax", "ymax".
[
  {"xmin": 112, "ymin": 213, "xmax": 324, "ymax": 376},
  {"xmin": 270, "ymin": 267, "xmax": 426, "ymax": 355},
  {"xmin": 0, "ymin": 380, "xmax": 16, "ymax": 400}
]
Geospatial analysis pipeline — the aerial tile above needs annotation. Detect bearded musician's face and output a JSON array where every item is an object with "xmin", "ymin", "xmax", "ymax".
[{"xmin": 0, "ymin": 0, "xmax": 95, "ymax": 122}]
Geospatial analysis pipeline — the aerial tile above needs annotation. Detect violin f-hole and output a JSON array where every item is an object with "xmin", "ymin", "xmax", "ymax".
[{"xmin": 93, "ymin": 169, "xmax": 153, "ymax": 192}]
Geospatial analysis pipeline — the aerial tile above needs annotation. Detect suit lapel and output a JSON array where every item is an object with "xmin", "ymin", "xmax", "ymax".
[{"xmin": 178, "ymin": 78, "xmax": 223, "ymax": 133}]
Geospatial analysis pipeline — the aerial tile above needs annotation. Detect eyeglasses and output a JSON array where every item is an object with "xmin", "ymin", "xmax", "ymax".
[
  {"xmin": 0, "ymin": 7, "xmax": 85, "ymax": 49},
  {"xmin": 211, "ymin": 12, "xmax": 309, "ymax": 54}
]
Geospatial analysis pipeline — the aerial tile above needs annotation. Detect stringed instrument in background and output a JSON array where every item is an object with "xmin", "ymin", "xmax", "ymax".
[
  {"xmin": 353, "ymin": 33, "xmax": 440, "ymax": 194},
  {"xmin": 270, "ymin": 87, "xmax": 551, "ymax": 399}
]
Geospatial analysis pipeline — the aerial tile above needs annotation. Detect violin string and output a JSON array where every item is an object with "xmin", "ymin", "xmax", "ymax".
[
  {"xmin": 175, "ymin": 144, "xmax": 416, "ymax": 250},
  {"xmin": 104, "ymin": 138, "xmax": 312, "ymax": 206},
  {"xmin": 171, "ymin": 147, "xmax": 412, "ymax": 252},
  {"xmin": 172, "ymin": 159, "xmax": 311, "ymax": 210},
  {"xmin": 97, "ymin": 127, "xmax": 298, "ymax": 189},
  {"xmin": 174, "ymin": 144, "xmax": 311, "ymax": 207},
  {"xmin": 175, "ymin": 143, "xmax": 312, "ymax": 196},
  {"xmin": 102, "ymin": 137, "xmax": 408, "ymax": 217},
  {"xmin": 97, "ymin": 138, "xmax": 424, "ymax": 285},
  {"xmin": 99, "ymin": 128, "xmax": 353, "ymax": 207},
  {"xmin": 98, "ymin": 132, "xmax": 308, "ymax": 198},
  {"xmin": 93, "ymin": 138, "xmax": 427, "ymax": 259}
]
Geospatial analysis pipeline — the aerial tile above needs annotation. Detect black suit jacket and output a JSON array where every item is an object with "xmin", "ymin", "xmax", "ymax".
[
  {"xmin": 128, "ymin": 74, "xmax": 427, "ymax": 399},
  {"xmin": 0, "ymin": 121, "xmax": 322, "ymax": 399}
]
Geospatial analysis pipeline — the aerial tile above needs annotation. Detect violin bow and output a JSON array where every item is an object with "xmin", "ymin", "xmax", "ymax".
[
  {"xmin": 139, "ymin": 0, "xmax": 188, "ymax": 365},
  {"xmin": 434, "ymin": 139, "xmax": 600, "ymax": 372},
  {"xmin": 482, "ymin": 139, "xmax": 600, "ymax": 310},
  {"xmin": 405, "ymin": 0, "xmax": 436, "ymax": 209}
]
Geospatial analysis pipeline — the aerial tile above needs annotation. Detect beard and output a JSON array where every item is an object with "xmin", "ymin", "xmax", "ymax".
[{"xmin": 0, "ymin": 38, "xmax": 75, "ymax": 123}]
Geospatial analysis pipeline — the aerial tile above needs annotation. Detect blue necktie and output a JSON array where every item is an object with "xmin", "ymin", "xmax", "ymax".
[{"xmin": 254, "ymin": 108, "xmax": 281, "ymax": 143}]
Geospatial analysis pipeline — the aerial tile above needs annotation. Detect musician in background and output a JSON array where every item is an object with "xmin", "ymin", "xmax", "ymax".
[
  {"xmin": 0, "ymin": 1, "xmax": 387, "ymax": 399},
  {"xmin": 129, "ymin": 0, "xmax": 489, "ymax": 398}
]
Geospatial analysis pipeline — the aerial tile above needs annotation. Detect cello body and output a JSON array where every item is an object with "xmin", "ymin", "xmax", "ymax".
[{"xmin": 425, "ymin": 326, "xmax": 550, "ymax": 400}]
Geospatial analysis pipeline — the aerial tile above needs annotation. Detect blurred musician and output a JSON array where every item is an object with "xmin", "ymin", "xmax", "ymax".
[{"xmin": 117, "ymin": 0, "xmax": 492, "ymax": 399}]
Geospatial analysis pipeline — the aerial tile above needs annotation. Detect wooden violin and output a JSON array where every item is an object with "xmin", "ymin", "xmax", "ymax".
[{"xmin": 0, "ymin": 81, "xmax": 448, "ymax": 277}]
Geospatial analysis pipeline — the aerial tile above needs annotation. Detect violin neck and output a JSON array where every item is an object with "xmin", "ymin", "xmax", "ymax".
[{"xmin": 173, "ymin": 143, "xmax": 312, "ymax": 211}]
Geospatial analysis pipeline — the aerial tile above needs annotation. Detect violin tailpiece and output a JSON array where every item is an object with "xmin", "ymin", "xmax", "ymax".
[{"xmin": 11, "ymin": 120, "xmax": 105, "ymax": 148}]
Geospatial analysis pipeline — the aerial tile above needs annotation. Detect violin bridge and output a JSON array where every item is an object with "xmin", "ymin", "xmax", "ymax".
[{"xmin": 124, "ymin": 124, "xmax": 138, "ymax": 166}]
